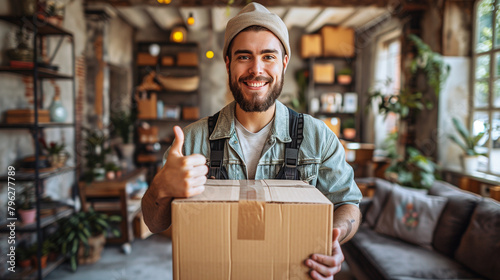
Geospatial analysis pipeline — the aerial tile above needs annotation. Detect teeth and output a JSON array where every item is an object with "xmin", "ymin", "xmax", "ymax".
[{"xmin": 247, "ymin": 82, "xmax": 266, "ymax": 87}]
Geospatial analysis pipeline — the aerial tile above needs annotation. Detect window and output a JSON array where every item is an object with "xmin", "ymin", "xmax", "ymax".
[
  {"xmin": 372, "ymin": 30, "xmax": 401, "ymax": 154},
  {"xmin": 473, "ymin": 0, "xmax": 500, "ymax": 174}
]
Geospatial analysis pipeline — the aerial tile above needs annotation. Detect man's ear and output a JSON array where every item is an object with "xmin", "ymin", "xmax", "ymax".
[
  {"xmin": 282, "ymin": 55, "xmax": 289, "ymax": 73},
  {"xmin": 225, "ymin": 56, "xmax": 230, "ymax": 74}
]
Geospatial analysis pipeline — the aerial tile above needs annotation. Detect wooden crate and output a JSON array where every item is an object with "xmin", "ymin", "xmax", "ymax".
[
  {"xmin": 182, "ymin": 106, "xmax": 199, "ymax": 120},
  {"xmin": 161, "ymin": 56, "xmax": 174, "ymax": 66},
  {"xmin": 301, "ymin": 34, "xmax": 322, "ymax": 58},
  {"xmin": 321, "ymin": 26, "xmax": 355, "ymax": 57},
  {"xmin": 135, "ymin": 93, "xmax": 157, "ymax": 119},
  {"xmin": 5, "ymin": 109, "xmax": 50, "ymax": 123},
  {"xmin": 177, "ymin": 52, "xmax": 198, "ymax": 66},
  {"xmin": 313, "ymin": 63, "xmax": 335, "ymax": 84},
  {"xmin": 137, "ymin": 53, "xmax": 158, "ymax": 66}
]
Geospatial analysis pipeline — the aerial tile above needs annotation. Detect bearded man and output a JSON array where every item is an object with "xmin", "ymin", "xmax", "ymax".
[{"xmin": 142, "ymin": 3, "xmax": 362, "ymax": 279}]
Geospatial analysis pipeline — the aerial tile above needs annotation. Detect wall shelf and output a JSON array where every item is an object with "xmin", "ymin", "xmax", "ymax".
[{"xmin": 0, "ymin": 67, "xmax": 73, "ymax": 79}]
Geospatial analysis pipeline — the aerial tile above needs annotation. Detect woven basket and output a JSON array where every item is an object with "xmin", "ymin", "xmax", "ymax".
[{"xmin": 155, "ymin": 75, "xmax": 199, "ymax": 92}]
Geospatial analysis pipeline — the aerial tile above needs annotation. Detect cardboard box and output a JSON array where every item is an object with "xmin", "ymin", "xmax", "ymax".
[
  {"xmin": 162, "ymin": 56, "xmax": 174, "ymax": 66},
  {"xmin": 137, "ymin": 53, "xmax": 158, "ymax": 66},
  {"xmin": 313, "ymin": 63, "xmax": 335, "ymax": 84},
  {"xmin": 321, "ymin": 26, "xmax": 355, "ymax": 57},
  {"xmin": 177, "ymin": 52, "xmax": 198, "ymax": 66},
  {"xmin": 182, "ymin": 106, "xmax": 199, "ymax": 120},
  {"xmin": 301, "ymin": 34, "xmax": 322, "ymax": 58},
  {"xmin": 135, "ymin": 92, "xmax": 157, "ymax": 119},
  {"xmin": 172, "ymin": 179, "xmax": 333, "ymax": 280}
]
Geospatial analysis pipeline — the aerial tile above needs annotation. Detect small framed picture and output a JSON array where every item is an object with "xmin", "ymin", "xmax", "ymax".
[{"xmin": 343, "ymin": 92, "xmax": 358, "ymax": 113}]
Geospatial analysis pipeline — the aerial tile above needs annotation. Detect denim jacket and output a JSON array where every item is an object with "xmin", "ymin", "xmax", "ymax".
[{"xmin": 164, "ymin": 100, "xmax": 361, "ymax": 207}]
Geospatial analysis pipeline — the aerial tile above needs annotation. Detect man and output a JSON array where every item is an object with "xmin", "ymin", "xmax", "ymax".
[{"xmin": 142, "ymin": 3, "xmax": 362, "ymax": 279}]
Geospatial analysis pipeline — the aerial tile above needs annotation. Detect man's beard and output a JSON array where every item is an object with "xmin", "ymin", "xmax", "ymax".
[{"xmin": 229, "ymin": 69, "xmax": 284, "ymax": 112}]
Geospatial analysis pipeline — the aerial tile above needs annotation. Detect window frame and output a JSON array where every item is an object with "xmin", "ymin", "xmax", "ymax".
[{"xmin": 471, "ymin": 0, "xmax": 500, "ymax": 175}]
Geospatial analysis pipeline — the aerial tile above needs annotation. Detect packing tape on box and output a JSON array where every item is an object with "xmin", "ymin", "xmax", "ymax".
[{"xmin": 237, "ymin": 180, "xmax": 266, "ymax": 240}]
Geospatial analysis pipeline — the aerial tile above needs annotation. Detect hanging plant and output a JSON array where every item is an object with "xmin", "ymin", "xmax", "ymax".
[{"xmin": 408, "ymin": 34, "xmax": 451, "ymax": 96}]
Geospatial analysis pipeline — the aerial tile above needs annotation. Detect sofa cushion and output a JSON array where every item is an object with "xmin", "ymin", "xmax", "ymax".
[
  {"xmin": 455, "ymin": 198, "xmax": 500, "ymax": 280},
  {"xmin": 343, "ymin": 225, "xmax": 481, "ymax": 280},
  {"xmin": 429, "ymin": 180, "xmax": 482, "ymax": 257},
  {"xmin": 365, "ymin": 179, "xmax": 398, "ymax": 227},
  {"xmin": 374, "ymin": 185, "xmax": 447, "ymax": 248}
]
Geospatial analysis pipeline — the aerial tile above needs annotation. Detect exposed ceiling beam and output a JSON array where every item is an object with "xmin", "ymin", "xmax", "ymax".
[
  {"xmin": 282, "ymin": 7, "xmax": 322, "ymax": 29},
  {"xmin": 304, "ymin": 7, "xmax": 356, "ymax": 33},
  {"xmin": 115, "ymin": 6, "xmax": 154, "ymax": 29},
  {"xmin": 86, "ymin": 0, "xmax": 393, "ymax": 7},
  {"xmin": 144, "ymin": 6, "xmax": 184, "ymax": 30}
]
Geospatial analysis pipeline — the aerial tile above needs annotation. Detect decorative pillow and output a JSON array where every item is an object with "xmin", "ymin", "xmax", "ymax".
[
  {"xmin": 374, "ymin": 185, "xmax": 448, "ymax": 248},
  {"xmin": 365, "ymin": 179, "xmax": 428, "ymax": 228},
  {"xmin": 455, "ymin": 198, "xmax": 500, "ymax": 280}
]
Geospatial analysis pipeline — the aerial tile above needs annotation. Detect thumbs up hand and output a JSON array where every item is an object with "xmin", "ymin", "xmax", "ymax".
[{"xmin": 157, "ymin": 126, "xmax": 208, "ymax": 198}]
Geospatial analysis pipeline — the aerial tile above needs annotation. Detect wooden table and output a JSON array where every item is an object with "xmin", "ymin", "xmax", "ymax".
[{"xmin": 78, "ymin": 168, "xmax": 151, "ymax": 253}]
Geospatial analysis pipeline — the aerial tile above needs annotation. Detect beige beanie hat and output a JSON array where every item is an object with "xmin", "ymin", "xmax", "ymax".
[{"xmin": 223, "ymin": 2, "xmax": 290, "ymax": 59}]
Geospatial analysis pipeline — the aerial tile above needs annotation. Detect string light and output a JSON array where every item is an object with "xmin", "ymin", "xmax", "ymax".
[
  {"xmin": 187, "ymin": 12, "xmax": 195, "ymax": 25},
  {"xmin": 157, "ymin": 0, "xmax": 171, "ymax": 4},
  {"xmin": 206, "ymin": 51, "xmax": 214, "ymax": 59}
]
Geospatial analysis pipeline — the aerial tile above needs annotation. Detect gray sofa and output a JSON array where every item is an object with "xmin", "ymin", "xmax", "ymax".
[{"xmin": 343, "ymin": 178, "xmax": 500, "ymax": 280}]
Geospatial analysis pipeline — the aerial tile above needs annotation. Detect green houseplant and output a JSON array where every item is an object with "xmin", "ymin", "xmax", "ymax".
[
  {"xmin": 57, "ymin": 208, "xmax": 121, "ymax": 271},
  {"xmin": 448, "ymin": 117, "xmax": 488, "ymax": 172},
  {"xmin": 385, "ymin": 146, "xmax": 437, "ymax": 189},
  {"xmin": 366, "ymin": 34, "xmax": 451, "ymax": 189}
]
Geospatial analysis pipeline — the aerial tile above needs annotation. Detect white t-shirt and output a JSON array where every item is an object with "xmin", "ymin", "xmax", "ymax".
[{"xmin": 234, "ymin": 118, "xmax": 274, "ymax": 179}]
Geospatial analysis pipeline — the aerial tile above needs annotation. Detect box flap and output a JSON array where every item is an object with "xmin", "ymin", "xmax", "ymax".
[{"xmin": 174, "ymin": 180, "xmax": 331, "ymax": 205}]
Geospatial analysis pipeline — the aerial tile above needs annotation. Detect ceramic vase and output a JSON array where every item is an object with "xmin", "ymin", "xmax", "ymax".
[{"xmin": 49, "ymin": 95, "xmax": 67, "ymax": 122}]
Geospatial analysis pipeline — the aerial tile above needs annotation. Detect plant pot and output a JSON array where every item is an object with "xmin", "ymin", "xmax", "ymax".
[
  {"xmin": 78, "ymin": 234, "xmax": 106, "ymax": 265},
  {"xmin": 462, "ymin": 155, "xmax": 479, "ymax": 173},
  {"xmin": 48, "ymin": 152, "xmax": 69, "ymax": 168},
  {"xmin": 343, "ymin": 128, "xmax": 356, "ymax": 139},
  {"xmin": 18, "ymin": 208, "xmax": 36, "ymax": 224},
  {"xmin": 337, "ymin": 75, "xmax": 352, "ymax": 85},
  {"xmin": 18, "ymin": 258, "xmax": 31, "ymax": 268},
  {"xmin": 31, "ymin": 254, "xmax": 48, "ymax": 269}
]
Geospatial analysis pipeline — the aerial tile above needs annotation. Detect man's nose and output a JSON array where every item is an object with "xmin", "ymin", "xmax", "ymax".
[{"xmin": 249, "ymin": 59, "xmax": 264, "ymax": 75}]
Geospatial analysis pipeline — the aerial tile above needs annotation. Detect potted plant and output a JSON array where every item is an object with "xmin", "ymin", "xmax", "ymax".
[
  {"xmin": 385, "ymin": 147, "xmax": 437, "ymax": 189},
  {"xmin": 39, "ymin": 137, "xmax": 69, "ymax": 168},
  {"xmin": 337, "ymin": 68, "xmax": 352, "ymax": 85},
  {"xmin": 17, "ymin": 186, "xmax": 36, "ymax": 224},
  {"xmin": 448, "ymin": 117, "xmax": 488, "ymax": 173},
  {"xmin": 16, "ymin": 244, "xmax": 32, "ymax": 269},
  {"xmin": 82, "ymin": 128, "xmax": 111, "ymax": 182},
  {"xmin": 104, "ymin": 162, "xmax": 121, "ymax": 180},
  {"xmin": 342, "ymin": 117, "xmax": 356, "ymax": 140},
  {"xmin": 57, "ymin": 208, "xmax": 121, "ymax": 271},
  {"xmin": 30, "ymin": 239, "xmax": 51, "ymax": 269}
]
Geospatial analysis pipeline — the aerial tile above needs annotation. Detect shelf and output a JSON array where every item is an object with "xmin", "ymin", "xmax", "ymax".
[
  {"xmin": 0, "ymin": 66, "xmax": 74, "ymax": 79},
  {"xmin": 0, "ymin": 203, "xmax": 73, "ymax": 233},
  {"xmin": 314, "ymin": 82, "xmax": 353, "ymax": 87},
  {"xmin": 2, "ymin": 256, "xmax": 66, "ymax": 280},
  {"xmin": 316, "ymin": 112, "xmax": 356, "ymax": 116},
  {"xmin": 146, "ymin": 89, "xmax": 198, "ymax": 95},
  {"xmin": 138, "ymin": 118, "xmax": 197, "ymax": 122},
  {"xmin": 0, "ymin": 16, "xmax": 73, "ymax": 36},
  {"xmin": 0, "ymin": 166, "xmax": 76, "ymax": 182},
  {"xmin": 0, "ymin": 122, "xmax": 75, "ymax": 130}
]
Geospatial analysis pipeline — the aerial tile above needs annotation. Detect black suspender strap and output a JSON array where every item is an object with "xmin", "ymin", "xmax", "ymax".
[
  {"xmin": 275, "ymin": 108, "xmax": 304, "ymax": 180},
  {"xmin": 208, "ymin": 107, "xmax": 303, "ymax": 180},
  {"xmin": 207, "ymin": 112, "xmax": 229, "ymax": 179}
]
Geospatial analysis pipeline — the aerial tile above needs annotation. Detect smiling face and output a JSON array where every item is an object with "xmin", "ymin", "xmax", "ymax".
[{"xmin": 226, "ymin": 29, "xmax": 289, "ymax": 113}]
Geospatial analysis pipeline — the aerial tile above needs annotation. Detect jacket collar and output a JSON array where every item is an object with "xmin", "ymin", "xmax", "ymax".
[{"xmin": 210, "ymin": 100, "xmax": 291, "ymax": 143}]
